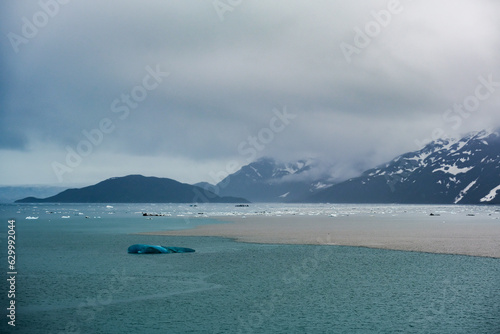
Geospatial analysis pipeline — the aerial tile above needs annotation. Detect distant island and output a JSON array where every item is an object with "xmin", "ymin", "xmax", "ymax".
[{"xmin": 15, "ymin": 175, "xmax": 249, "ymax": 204}]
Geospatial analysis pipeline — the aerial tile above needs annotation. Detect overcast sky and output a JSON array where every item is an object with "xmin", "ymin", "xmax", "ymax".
[{"xmin": 1, "ymin": 0, "xmax": 500, "ymax": 186}]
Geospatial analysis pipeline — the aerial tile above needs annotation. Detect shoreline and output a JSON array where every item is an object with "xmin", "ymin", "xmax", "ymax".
[{"xmin": 138, "ymin": 214, "xmax": 500, "ymax": 258}]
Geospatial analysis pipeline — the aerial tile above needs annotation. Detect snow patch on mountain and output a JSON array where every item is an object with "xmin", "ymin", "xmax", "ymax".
[
  {"xmin": 432, "ymin": 164, "xmax": 474, "ymax": 175},
  {"xmin": 311, "ymin": 182, "xmax": 331, "ymax": 190},
  {"xmin": 480, "ymin": 185, "xmax": 500, "ymax": 203},
  {"xmin": 407, "ymin": 151, "xmax": 432, "ymax": 163},
  {"xmin": 249, "ymin": 166, "xmax": 262, "ymax": 178},
  {"xmin": 454, "ymin": 179, "xmax": 477, "ymax": 204}
]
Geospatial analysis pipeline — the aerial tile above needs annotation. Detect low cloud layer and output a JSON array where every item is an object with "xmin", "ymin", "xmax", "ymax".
[{"xmin": 1, "ymin": 0, "xmax": 500, "ymax": 186}]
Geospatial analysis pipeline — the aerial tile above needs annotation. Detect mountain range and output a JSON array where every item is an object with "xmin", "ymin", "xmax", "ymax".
[
  {"xmin": 11, "ymin": 129, "xmax": 500, "ymax": 205},
  {"xmin": 308, "ymin": 129, "xmax": 500, "ymax": 204}
]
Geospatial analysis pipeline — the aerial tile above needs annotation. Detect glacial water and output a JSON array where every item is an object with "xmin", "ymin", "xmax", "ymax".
[{"xmin": 0, "ymin": 203, "xmax": 499, "ymax": 333}]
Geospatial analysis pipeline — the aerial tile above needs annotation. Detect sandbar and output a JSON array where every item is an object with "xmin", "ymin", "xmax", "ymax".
[{"xmin": 140, "ymin": 214, "xmax": 500, "ymax": 258}]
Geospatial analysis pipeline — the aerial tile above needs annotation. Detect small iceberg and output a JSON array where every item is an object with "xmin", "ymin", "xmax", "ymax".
[
  {"xmin": 127, "ymin": 244, "xmax": 195, "ymax": 254},
  {"xmin": 25, "ymin": 216, "xmax": 39, "ymax": 220}
]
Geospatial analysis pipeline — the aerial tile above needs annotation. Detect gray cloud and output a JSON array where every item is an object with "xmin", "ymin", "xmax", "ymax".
[{"xmin": 1, "ymin": 0, "xmax": 500, "ymax": 185}]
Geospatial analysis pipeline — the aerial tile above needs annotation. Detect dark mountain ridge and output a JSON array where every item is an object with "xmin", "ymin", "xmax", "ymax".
[{"xmin": 15, "ymin": 175, "xmax": 248, "ymax": 203}]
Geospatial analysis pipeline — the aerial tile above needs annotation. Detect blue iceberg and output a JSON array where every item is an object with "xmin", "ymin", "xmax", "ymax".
[{"xmin": 128, "ymin": 244, "xmax": 195, "ymax": 254}]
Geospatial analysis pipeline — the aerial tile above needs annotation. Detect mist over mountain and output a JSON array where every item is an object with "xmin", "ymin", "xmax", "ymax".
[
  {"xmin": 308, "ymin": 129, "xmax": 500, "ymax": 204},
  {"xmin": 198, "ymin": 157, "xmax": 335, "ymax": 202}
]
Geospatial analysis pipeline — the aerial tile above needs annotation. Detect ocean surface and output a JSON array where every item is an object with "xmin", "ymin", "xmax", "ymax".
[{"xmin": 0, "ymin": 203, "xmax": 499, "ymax": 333}]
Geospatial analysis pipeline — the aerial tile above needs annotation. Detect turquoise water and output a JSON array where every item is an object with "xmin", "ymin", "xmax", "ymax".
[{"xmin": 1, "ymin": 204, "xmax": 499, "ymax": 333}]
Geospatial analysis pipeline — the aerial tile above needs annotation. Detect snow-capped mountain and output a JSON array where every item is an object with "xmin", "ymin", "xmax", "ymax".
[
  {"xmin": 308, "ymin": 129, "xmax": 500, "ymax": 204},
  {"xmin": 211, "ymin": 157, "xmax": 334, "ymax": 202}
]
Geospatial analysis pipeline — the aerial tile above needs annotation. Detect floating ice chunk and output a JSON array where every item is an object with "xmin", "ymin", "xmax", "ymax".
[{"xmin": 127, "ymin": 244, "xmax": 195, "ymax": 254}]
